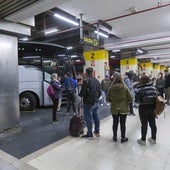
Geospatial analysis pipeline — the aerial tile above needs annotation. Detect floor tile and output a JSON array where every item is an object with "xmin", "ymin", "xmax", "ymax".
[{"xmin": 23, "ymin": 105, "xmax": 170, "ymax": 170}]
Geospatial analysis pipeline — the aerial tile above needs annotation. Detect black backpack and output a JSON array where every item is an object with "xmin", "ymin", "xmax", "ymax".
[{"xmin": 80, "ymin": 77, "xmax": 100, "ymax": 105}]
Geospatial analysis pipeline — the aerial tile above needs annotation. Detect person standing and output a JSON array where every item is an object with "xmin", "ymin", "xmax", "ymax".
[
  {"xmin": 57, "ymin": 76, "xmax": 62, "ymax": 112},
  {"xmin": 124, "ymin": 71, "xmax": 135, "ymax": 116},
  {"xmin": 155, "ymin": 72, "xmax": 165, "ymax": 98},
  {"xmin": 135, "ymin": 75, "xmax": 158, "ymax": 145},
  {"xmin": 50, "ymin": 73, "xmax": 62, "ymax": 124},
  {"xmin": 100, "ymin": 75, "xmax": 111, "ymax": 106},
  {"xmin": 64, "ymin": 73, "xmax": 78, "ymax": 115},
  {"xmin": 106, "ymin": 74, "xmax": 133, "ymax": 143},
  {"xmin": 164, "ymin": 70, "xmax": 170, "ymax": 105},
  {"xmin": 79, "ymin": 67, "xmax": 101, "ymax": 138}
]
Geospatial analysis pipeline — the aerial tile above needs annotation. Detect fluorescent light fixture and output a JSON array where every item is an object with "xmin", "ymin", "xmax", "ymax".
[
  {"xmin": 112, "ymin": 49, "xmax": 120, "ymax": 52},
  {"xmin": 45, "ymin": 28, "xmax": 58, "ymax": 35},
  {"xmin": 19, "ymin": 37, "xmax": 28, "ymax": 41},
  {"xmin": 58, "ymin": 54, "xmax": 66, "ymax": 57},
  {"xmin": 54, "ymin": 13, "xmax": 79, "ymax": 26},
  {"xmin": 71, "ymin": 55, "xmax": 78, "ymax": 58},
  {"xmin": 136, "ymin": 48, "xmax": 143, "ymax": 54},
  {"xmin": 110, "ymin": 55, "xmax": 116, "ymax": 58},
  {"xmin": 67, "ymin": 46, "xmax": 73, "ymax": 50},
  {"xmin": 94, "ymin": 30, "xmax": 109, "ymax": 38}
]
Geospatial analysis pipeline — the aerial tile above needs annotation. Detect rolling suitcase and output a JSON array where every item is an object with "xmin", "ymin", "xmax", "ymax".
[{"xmin": 69, "ymin": 99, "xmax": 84, "ymax": 137}]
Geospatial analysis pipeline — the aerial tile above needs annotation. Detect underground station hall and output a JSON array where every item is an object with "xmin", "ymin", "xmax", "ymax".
[{"xmin": 1, "ymin": 1, "xmax": 170, "ymax": 170}]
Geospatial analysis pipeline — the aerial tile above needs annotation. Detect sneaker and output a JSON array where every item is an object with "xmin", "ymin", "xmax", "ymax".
[
  {"xmin": 113, "ymin": 137, "xmax": 117, "ymax": 142},
  {"xmin": 148, "ymin": 138, "xmax": 156, "ymax": 144},
  {"xmin": 121, "ymin": 137, "xmax": 128, "ymax": 143},
  {"xmin": 81, "ymin": 134, "xmax": 94, "ymax": 139},
  {"xmin": 51, "ymin": 120, "xmax": 59, "ymax": 124},
  {"xmin": 65, "ymin": 111, "xmax": 70, "ymax": 115},
  {"xmin": 137, "ymin": 139, "xmax": 146, "ymax": 145},
  {"xmin": 106, "ymin": 103, "xmax": 110, "ymax": 106},
  {"xmin": 94, "ymin": 131, "xmax": 100, "ymax": 137},
  {"xmin": 100, "ymin": 104, "xmax": 104, "ymax": 107}
]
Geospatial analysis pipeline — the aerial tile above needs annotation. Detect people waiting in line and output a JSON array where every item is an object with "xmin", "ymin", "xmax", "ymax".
[
  {"xmin": 64, "ymin": 73, "xmax": 78, "ymax": 115},
  {"xmin": 50, "ymin": 73, "xmax": 63, "ymax": 124},
  {"xmin": 79, "ymin": 67, "xmax": 101, "ymax": 138},
  {"xmin": 155, "ymin": 72, "xmax": 165, "ymax": 98},
  {"xmin": 100, "ymin": 75, "xmax": 111, "ymax": 106},
  {"xmin": 124, "ymin": 71, "xmax": 136, "ymax": 116},
  {"xmin": 106, "ymin": 74, "xmax": 133, "ymax": 142},
  {"xmin": 135, "ymin": 75, "xmax": 158, "ymax": 145}
]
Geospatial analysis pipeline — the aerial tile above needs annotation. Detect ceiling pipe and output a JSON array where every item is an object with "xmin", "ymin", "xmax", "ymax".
[
  {"xmin": 137, "ymin": 53, "xmax": 170, "ymax": 59},
  {"xmin": 48, "ymin": 3, "xmax": 170, "ymax": 36},
  {"xmin": 104, "ymin": 36, "xmax": 170, "ymax": 50},
  {"xmin": 151, "ymin": 58, "xmax": 170, "ymax": 63}
]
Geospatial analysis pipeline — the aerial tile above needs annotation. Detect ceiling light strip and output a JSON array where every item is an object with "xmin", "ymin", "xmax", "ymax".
[
  {"xmin": 94, "ymin": 30, "xmax": 109, "ymax": 38},
  {"xmin": 54, "ymin": 13, "xmax": 79, "ymax": 26}
]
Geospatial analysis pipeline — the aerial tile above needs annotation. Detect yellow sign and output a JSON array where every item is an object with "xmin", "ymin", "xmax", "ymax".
[
  {"xmin": 160, "ymin": 65, "xmax": 166, "ymax": 71},
  {"xmin": 140, "ymin": 62, "xmax": 153, "ymax": 68},
  {"xmin": 83, "ymin": 50, "xmax": 108, "ymax": 61},
  {"xmin": 82, "ymin": 35, "xmax": 99, "ymax": 47},
  {"xmin": 154, "ymin": 64, "xmax": 160, "ymax": 69},
  {"xmin": 120, "ymin": 58, "xmax": 137, "ymax": 65}
]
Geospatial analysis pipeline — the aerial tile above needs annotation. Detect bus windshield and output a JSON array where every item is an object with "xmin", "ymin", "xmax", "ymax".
[{"xmin": 18, "ymin": 42, "xmax": 76, "ymax": 81}]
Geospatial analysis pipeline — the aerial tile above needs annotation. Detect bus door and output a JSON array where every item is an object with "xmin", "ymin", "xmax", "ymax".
[
  {"xmin": 43, "ymin": 71, "xmax": 53, "ymax": 106},
  {"xmin": 42, "ymin": 59, "xmax": 56, "ymax": 106}
]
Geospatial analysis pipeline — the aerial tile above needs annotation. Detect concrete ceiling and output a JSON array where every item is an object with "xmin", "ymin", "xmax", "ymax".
[{"xmin": 1, "ymin": 0, "xmax": 170, "ymax": 65}]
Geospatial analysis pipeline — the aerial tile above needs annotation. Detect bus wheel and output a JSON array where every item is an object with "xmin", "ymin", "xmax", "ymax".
[{"xmin": 20, "ymin": 92, "xmax": 36, "ymax": 111}]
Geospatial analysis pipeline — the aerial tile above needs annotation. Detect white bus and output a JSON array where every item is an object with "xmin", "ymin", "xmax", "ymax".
[{"xmin": 18, "ymin": 41, "xmax": 76, "ymax": 111}]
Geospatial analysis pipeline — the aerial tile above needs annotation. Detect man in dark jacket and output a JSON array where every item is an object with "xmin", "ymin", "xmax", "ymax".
[
  {"xmin": 135, "ymin": 75, "xmax": 158, "ymax": 145},
  {"xmin": 79, "ymin": 67, "xmax": 101, "ymax": 138}
]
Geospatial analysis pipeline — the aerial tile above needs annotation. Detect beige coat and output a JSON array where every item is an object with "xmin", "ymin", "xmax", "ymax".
[{"xmin": 106, "ymin": 83, "xmax": 133, "ymax": 115}]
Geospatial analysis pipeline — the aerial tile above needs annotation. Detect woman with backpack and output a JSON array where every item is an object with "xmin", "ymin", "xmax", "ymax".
[{"xmin": 50, "ymin": 73, "xmax": 62, "ymax": 124}]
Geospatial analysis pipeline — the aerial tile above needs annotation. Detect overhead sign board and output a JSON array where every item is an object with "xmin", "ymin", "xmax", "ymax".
[{"xmin": 81, "ymin": 34, "xmax": 99, "ymax": 47}]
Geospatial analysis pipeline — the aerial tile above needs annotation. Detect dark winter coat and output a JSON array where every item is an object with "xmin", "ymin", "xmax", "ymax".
[
  {"xmin": 79, "ymin": 77, "xmax": 101, "ymax": 105},
  {"xmin": 135, "ymin": 82, "xmax": 158, "ymax": 113}
]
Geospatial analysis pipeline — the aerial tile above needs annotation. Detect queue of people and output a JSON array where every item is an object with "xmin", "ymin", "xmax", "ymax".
[{"xmin": 48, "ymin": 68, "xmax": 170, "ymax": 144}]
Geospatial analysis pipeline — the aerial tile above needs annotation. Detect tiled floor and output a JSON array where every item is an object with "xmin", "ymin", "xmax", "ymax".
[
  {"xmin": 0, "ymin": 106, "xmax": 169, "ymax": 170},
  {"xmin": 19, "ymin": 106, "xmax": 170, "ymax": 170}
]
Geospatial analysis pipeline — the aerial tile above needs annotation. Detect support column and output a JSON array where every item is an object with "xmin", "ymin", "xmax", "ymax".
[
  {"xmin": 0, "ymin": 34, "xmax": 20, "ymax": 132},
  {"xmin": 160, "ymin": 65, "xmax": 166, "ymax": 73},
  {"xmin": 140, "ymin": 62, "xmax": 153, "ymax": 77},
  {"xmin": 83, "ymin": 50, "xmax": 109, "ymax": 82},
  {"xmin": 153, "ymin": 64, "xmax": 160, "ymax": 78},
  {"xmin": 120, "ymin": 58, "xmax": 138, "ymax": 76},
  {"xmin": 0, "ymin": 20, "xmax": 31, "ymax": 133}
]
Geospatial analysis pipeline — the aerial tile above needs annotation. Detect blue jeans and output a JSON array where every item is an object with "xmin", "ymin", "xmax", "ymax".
[
  {"xmin": 83, "ymin": 103, "xmax": 100, "ymax": 135},
  {"xmin": 101, "ymin": 90, "xmax": 107, "ymax": 105}
]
